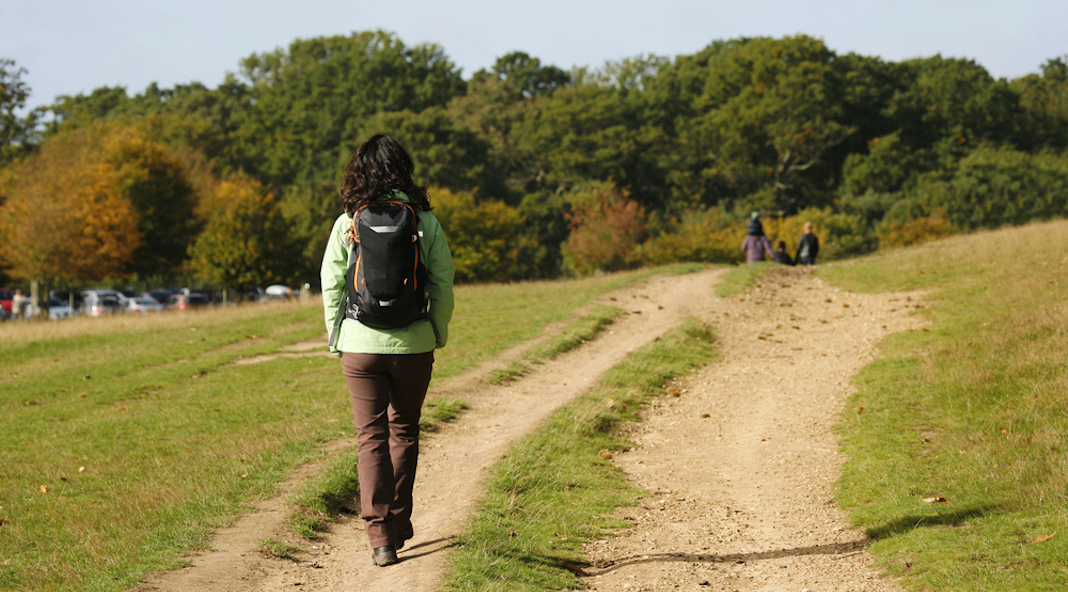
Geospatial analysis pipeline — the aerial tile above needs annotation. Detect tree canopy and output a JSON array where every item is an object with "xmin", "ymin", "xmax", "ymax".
[{"xmin": 3, "ymin": 34, "xmax": 1068, "ymax": 289}]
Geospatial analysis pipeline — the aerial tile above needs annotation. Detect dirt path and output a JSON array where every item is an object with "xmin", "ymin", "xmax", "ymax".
[
  {"xmin": 140, "ymin": 269, "xmax": 717, "ymax": 591},
  {"xmin": 582, "ymin": 267, "xmax": 924, "ymax": 591},
  {"xmin": 140, "ymin": 266, "xmax": 923, "ymax": 591}
]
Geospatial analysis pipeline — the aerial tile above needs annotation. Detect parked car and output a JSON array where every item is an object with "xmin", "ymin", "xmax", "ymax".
[
  {"xmin": 82, "ymin": 288, "xmax": 125, "ymax": 302},
  {"xmin": 45, "ymin": 298, "xmax": 74, "ymax": 320},
  {"xmin": 163, "ymin": 293, "xmax": 211, "ymax": 311},
  {"xmin": 82, "ymin": 289, "xmax": 125, "ymax": 317},
  {"xmin": 49, "ymin": 290, "xmax": 84, "ymax": 313},
  {"xmin": 177, "ymin": 287, "xmax": 214, "ymax": 304},
  {"xmin": 16, "ymin": 298, "xmax": 76, "ymax": 320},
  {"xmin": 142, "ymin": 289, "xmax": 176, "ymax": 304},
  {"xmin": 126, "ymin": 296, "xmax": 164, "ymax": 314},
  {"xmin": 89, "ymin": 295, "xmax": 124, "ymax": 316},
  {"xmin": 264, "ymin": 285, "xmax": 294, "ymax": 300},
  {"xmin": 0, "ymin": 288, "xmax": 13, "ymax": 315},
  {"xmin": 81, "ymin": 288, "xmax": 127, "ymax": 316}
]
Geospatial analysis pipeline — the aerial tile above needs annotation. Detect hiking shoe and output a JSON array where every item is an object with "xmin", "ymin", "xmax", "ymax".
[
  {"xmin": 397, "ymin": 523, "xmax": 415, "ymax": 551},
  {"xmin": 372, "ymin": 545, "xmax": 398, "ymax": 567}
]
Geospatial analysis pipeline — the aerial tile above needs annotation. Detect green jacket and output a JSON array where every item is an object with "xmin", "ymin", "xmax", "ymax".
[{"xmin": 320, "ymin": 194, "xmax": 455, "ymax": 356}]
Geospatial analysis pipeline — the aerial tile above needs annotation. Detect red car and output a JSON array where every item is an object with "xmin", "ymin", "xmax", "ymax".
[{"xmin": 0, "ymin": 288, "xmax": 13, "ymax": 314}]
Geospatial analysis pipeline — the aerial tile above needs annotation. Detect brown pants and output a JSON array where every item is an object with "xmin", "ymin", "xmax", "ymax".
[{"xmin": 342, "ymin": 351, "xmax": 434, "ymax": 549}]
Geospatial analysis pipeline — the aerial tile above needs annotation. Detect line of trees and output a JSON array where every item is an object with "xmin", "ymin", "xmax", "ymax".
[{"xmin": 2, "ymin": 32, "xmax": 1067, "ymax": 298}]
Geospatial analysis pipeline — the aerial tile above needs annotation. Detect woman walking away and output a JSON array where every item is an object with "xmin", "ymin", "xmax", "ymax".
[
  {"xmin": 740, "ymin": 210, "xmax": 774, "ymax": 263},
  {"xmin": 321, "ymin": 134, "xmax": 455, "ymax": 567}
]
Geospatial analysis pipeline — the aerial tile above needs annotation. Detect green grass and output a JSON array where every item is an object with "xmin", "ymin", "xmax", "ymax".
[
  {"xmin": 440, "ymin": 265, "xmax": 692, "ymax": 382},
  {"xmin": 441, "ymin": 319, "xmax": 717, "ymax": 591},
  {"xmin": 0, "ymin": 268, "xmax": 676, "ymax": 591},
  {"xmin": 820, "ymin": 219, "xmax": 1068, "ymax": 590},
  {"xmin": 528, "ymin": 304, "xmax": 621, "ymax": 362},
  {"xmin": 486, "ymin": 361, "xmax": 532, "ymax": 385},
  {"xmin": 257, "ymin": 539, "xmax": 305, "ymax": 561},
  {"xmin": 487, "ymin": 304, "xmax": 622, "ymax": 385}
]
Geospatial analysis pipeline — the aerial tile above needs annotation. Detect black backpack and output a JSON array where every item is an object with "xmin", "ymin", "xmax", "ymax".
[{"xmin": 335, "ymin": 201, "xmax": 428, "ymax": 335}]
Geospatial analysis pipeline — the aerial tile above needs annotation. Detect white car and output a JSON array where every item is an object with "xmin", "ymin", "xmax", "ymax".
[
  {"xmin": 264, "ymin": 285, "xmax": 294, "ymax": 299},
  {"xmin": 20, "ymin": 298, "xmax": 75, "ymax": 320},
  {"xmin": 82, "ymin": 289, "xmax": 126, "ymax": 316},
  {"xmin": 47, "ymin": 298, "xmax": 74, "ymax": 319},
  {"xmin": 126, "ymin": 297, "xmax": 164, "ymax": 314}
]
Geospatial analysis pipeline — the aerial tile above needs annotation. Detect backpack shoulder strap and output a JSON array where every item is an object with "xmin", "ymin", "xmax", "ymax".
[{"xmin": 328, "ymin": 223, "xmax": 357, "ymax": 349}]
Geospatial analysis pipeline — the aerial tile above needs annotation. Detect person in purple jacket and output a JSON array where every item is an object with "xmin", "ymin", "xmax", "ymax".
[{"xmin": 740, "ymin": 211, "xmax": 774, "ymax": 263}]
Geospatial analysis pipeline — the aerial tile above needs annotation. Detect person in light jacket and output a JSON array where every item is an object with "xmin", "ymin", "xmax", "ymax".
[{"xmin": 320, "ymin": 134, "xmax": 455, "ymax": 567}]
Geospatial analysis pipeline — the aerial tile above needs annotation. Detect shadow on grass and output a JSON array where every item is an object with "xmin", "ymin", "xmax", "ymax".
[
  {"xmin": 864, "ymin": 504, "xmax": 999, "ymax": 541},
  {"xmin": 580, "ymin": 539, "xmax": 871, "ymax": 575}
]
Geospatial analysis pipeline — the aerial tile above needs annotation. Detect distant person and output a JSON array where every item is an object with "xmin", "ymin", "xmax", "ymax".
[
  {"xmin": 320, "ymin": 134, "xmax": 455, "ymax": 567},
  {"xmin": 741, "ymin": 210, "xmax": 774, "ymax": 263},
  {"xmin": 12, "ymin": 289, "xmax": 28, "ymax": 320},
  {"xmin": 797, "ymin": 221, "xmax": 820, "ymax": 265},
  {"xmin": 772, "ymin": 241, "xmax": 795, "ymax": 266}
]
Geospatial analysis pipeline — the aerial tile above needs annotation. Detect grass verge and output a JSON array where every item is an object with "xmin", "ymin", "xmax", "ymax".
[
  {"xmin": 529, "ymin": 305, "xmax": 621, "ymax": 363},
  {"xmin": 488, "ymin": 304, "xmax": 622, "ymax": 385},
  {"xmin": 821, "ymin": 219, "xmax": 1068, "ymax": 590},
  {"xmin": 441, "ymin": 264, "xmax": 702, "ymax": 383},
  {"xmin": 440, "ymin": 318, "xmax": 717, "ymax": 591},
  {"xmin": 487, "ymin": 361, "xmax": 532, "ymax": 386}
]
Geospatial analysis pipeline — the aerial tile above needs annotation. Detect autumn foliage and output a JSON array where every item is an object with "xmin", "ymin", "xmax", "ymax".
[
  {"xmin": 431, "ymin": 186, "xmax": 538, "ymax": 283},
  {"xmin": 562, "ymin": 182, "xmax": 647, "ymax": 276},
  {"xmin": 0, "ymin": 128, "xmax": 143, "ymax": 285},
  {"xmin": 187, "ymin": 182, "xmax": 302, "ymax": 292}
]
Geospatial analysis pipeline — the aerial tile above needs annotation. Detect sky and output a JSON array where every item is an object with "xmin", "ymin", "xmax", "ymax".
[{"xmin": 3, "ymin": 0, "xmax": 1066, "ymax": 113}]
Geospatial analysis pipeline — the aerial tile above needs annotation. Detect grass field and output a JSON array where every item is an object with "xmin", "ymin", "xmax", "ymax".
[
  {"xmin": 0, "ymin": 267, "xmax": 684, "ymax": 591},
  {"xmin": 823, "ymin": 219, "xmax": 1068, "ymax": 590}
]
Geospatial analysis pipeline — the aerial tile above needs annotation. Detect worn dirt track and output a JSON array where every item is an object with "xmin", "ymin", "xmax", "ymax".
[{"xmin": 140, "ymin": 266, "xmax": 924, "ymax": 591}]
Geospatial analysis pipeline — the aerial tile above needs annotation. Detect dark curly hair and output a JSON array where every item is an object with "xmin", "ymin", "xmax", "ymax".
[{"xmin": 339, "ymin": 134, "xmax": 430, "ymax": 215}]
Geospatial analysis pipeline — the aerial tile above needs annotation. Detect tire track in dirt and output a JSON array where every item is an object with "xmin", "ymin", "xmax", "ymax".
[{"xmin": 139, "ymin": 268, "xmax": 723, "ymax": 591}]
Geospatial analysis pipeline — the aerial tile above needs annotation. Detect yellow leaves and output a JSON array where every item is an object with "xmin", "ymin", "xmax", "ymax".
[
  {"xmin": 432, "ymin": 185, "xmax": 531, "ymax": 282},
  {"xmin": 878, "ymin": 210, "xmax": 955, "ymax": 250},
  {"xmin": 196, "ymin": 175, "xmax": 267, "ymax": 222},
  {"xmin": 0, "ymin": 124, "xmax": 143, "ymax": 283}
]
